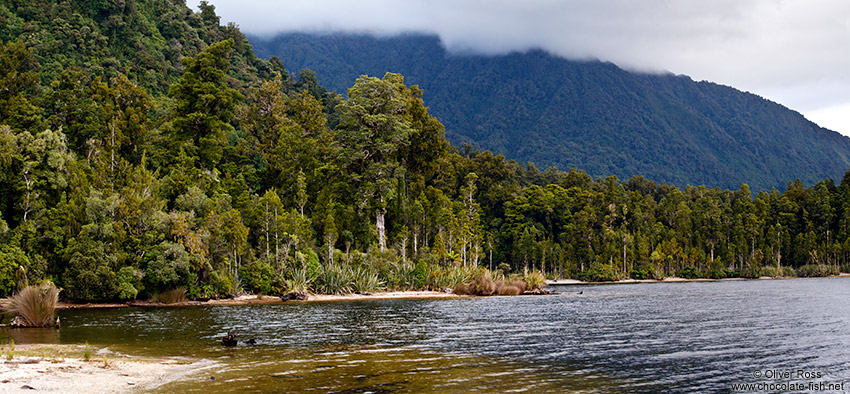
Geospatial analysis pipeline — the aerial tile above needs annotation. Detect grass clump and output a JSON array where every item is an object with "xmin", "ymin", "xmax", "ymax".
[
  {"xmin": 453, "ymin": 268, "xmax": 534, "ymax": 296},
  {"xmin": 5, "ymin": 282, "xmax": 60, "ymax": 327},
  {"xmin": 150, "ymin": 287, "xmax": 187, "ymax": 304},
  {"xmin": 352, "ymin": 265, "xmax": 383, "ymax": 293},
  {"xmin": 316, "ymin": 263, "xmax": 355, "ymax": 295},
  {"xmin": 522, "ymin": 270, "xmax": 546, "ymax": 291},
  {"xmin": 83, "ymin": 342, "xmax": 91, "ymax": 361}
]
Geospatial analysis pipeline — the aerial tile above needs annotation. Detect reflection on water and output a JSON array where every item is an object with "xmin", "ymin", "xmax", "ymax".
[{"xmin": 3, "ymin": 277, "xmax": 850, "ymax": 393}]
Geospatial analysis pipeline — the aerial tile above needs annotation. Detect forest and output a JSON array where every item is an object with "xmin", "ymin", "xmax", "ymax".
[
  {"xmin": 0, "ymin": 0, "xmax": 849, "ymax": 302},
  {"xmin": 250, "ymin": 32, "xmax": 850, "ymax": 192}
]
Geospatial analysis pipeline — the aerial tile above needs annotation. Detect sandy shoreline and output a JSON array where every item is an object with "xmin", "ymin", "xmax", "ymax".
[
  {"xmin": 546, "ymin": 274, "xmax": 850, "ymax": 286},
  {"xmin": 4, "ymin": 275, "xmax": 846, "ymax": 311},
  {"xmin": 0, "ymin": 344, "xmax": 209, "ymax": 393},
  {"xmin": 47, "ymin": 290, "xmax": 462, "ymax": 310}
]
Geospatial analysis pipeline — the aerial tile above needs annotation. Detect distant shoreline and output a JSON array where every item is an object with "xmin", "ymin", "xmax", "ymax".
[
  {"xmin": 4, "ymin": 276, "xmax": 847, "ymax": 311},
  {"xmin": 546, "ymin": 273, "xmax": 850, "ymax": 286}
]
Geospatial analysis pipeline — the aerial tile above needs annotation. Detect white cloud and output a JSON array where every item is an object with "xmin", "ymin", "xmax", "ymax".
[{"xmin": 206, "ymin": 0, "xmax": 850, "ymax": 135}]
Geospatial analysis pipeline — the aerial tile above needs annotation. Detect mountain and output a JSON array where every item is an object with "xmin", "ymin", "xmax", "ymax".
[{"xmin": 249, "ymin": 32, "xmax": 850, "ymax": 191}]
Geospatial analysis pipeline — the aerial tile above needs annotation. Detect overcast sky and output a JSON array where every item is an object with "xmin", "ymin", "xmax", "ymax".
[{"xmin": 208, "ymin": 0, "xmax": 850, "ymax": 136}]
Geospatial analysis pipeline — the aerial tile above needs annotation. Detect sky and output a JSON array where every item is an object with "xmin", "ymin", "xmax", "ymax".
[{"xmin": 207, "ymin": 0, "xmax": 850, "ymax": 136}]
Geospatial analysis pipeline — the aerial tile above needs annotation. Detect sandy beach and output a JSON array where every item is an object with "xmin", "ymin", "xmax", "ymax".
[
  {"xmin": 46, "ymin": 290, "xmax": 462, "ymax": 310},
  {"xmin": 0, "ymin": 344, "xmax": 209, "ymax": 393}
]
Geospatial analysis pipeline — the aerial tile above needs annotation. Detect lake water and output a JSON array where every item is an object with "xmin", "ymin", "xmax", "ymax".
[{"xmin": 4, "ymin": 278, "xmax": 850, "ymax": 393}]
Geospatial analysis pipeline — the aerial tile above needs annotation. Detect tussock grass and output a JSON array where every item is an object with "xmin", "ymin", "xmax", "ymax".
[
  {"xmin": 522, "ymin": 270, "xmax": 546, "ymax": 291},
  {"xmin": 150, "ymin": 287, "xmax": 187, "ymax": 304},
  {"xmin": 6, "ymin": 282, "xmax": 60, "ymax": 327},
  {"xmin": 453, "ymin": 269, "xmax": 533, "ymax": 296}
]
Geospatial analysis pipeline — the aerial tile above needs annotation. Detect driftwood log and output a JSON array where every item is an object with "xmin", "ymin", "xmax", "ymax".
[{"xmin": 281, "ymin": 291, "xmax": 308, "ymax": 301}]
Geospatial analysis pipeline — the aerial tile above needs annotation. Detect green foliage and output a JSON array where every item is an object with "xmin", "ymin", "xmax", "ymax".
[
  {"xmin": 760, "ymin": 266, "xmax": 778, "ymax": 277},
  {"xmin": 206, "ymin": 271, "xmax": 235, "ymax": 298},
  {"xmin": 240, "ymin": 260, "xmax": 273, "ymax": 294},
  {"xmin": 115, "ymin": 266, "xmax": 141, "ymax": 300},
  {"xmin": 61, "ymin": 235, "xmax": 120, "ymax": 301},
  {"xmin": 315, "ymin": 263, "xmax": 354, "ymax": 295},
  {"xmin": 676, "ymin": 266, "xmax": 701, "ymax": 280},
  {"xmin": 254, "ymin": 33, "xmax": 850, "ymax": 192},
  {"xmin": 351, "ymin": 264, "xmax": 383, "ymax": 293},
  {"xmin": 577, "ymin": 264, "xmax": 621, "ymax": 282},
  {"xmin": 412, "ymin": 260, "xmax": 428, "ymax": 289},
  {"xmin": 796, "ymin": 264, "xmax": 839, "ymax": 278},
  {"xmin": 143, "ymin": 241, "xmax": 195, "ymax": 295},
  {"xmin": 0, "ymin": 243, "xmax": 29, "ymax": 297},
  {"xmin": 630, "ymin": 265, "xmax": 654, "ymax": 280}
]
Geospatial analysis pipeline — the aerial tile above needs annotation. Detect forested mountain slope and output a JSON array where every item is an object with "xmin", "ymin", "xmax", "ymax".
[
  {"xmin": 2, "ymin": 1, "xmax": 850, "ymax": 304},
  {"xmin": 250, "ymin": 33, "xmax": 850, "ymax": 191}
]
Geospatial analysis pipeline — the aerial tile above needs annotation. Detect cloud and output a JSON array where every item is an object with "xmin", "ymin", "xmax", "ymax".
[{"xmin": 207, "ymin": 0, "xmax": 850, "ymax": 134}]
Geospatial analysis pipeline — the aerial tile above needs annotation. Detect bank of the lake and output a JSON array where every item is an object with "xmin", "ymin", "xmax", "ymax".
[
  {"xmin": 28, "ymin": 290, "xmax": 463, "ymax": 310},
  {"xmin": 546, "ymin": 273, "xmax": 850, "ymax": 285},
  {"xmin": 0, "ymin": 344, "xmax": 208, "ymax": 393}
]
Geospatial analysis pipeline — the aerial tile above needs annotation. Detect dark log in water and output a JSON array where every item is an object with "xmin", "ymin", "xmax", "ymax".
[{"xmin": 221, "ymin": 331, "xmax": 238, "ymax": 347}]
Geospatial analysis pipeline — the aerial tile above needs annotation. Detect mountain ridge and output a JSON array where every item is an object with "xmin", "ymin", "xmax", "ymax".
[{"xmin": 249, "ymin": 32, "xmax": 850, "ymax": 191}]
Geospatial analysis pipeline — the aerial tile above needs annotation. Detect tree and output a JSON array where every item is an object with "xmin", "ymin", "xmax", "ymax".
[
  {"xmin": 168, "ymin": 39, "xmax": 243, "ymax": 169},
  {"xmin": 335, "ymin": 73, "xmax": 414, "ymax": 252},
  {"xmin": 0, "ymin": 40, "xmax": 41, "ymax": 131}
]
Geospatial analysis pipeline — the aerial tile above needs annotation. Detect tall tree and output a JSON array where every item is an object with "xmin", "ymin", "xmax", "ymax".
[
  {"xmin": 335, "ymin": 73, "xmax": 413, "ymax": 252},
  {"xmin": 168, "ymin": 39, "xmax": 243, "ymax": 169}
]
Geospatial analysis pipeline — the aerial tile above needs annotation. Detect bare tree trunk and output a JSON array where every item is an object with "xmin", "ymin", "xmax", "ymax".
[
  {"xmin": 622, "ymin": 236, "xmax": 627, "ymax": 273},
  {"xmin": 376, "ymin": 208, "xmax": 386, "ymax": 253}
]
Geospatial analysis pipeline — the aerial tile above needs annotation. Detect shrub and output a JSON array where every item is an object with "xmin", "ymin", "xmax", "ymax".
[
  {"xmin": 0, "ymin": 244, "xmax": 30, "ymax": 297},
  {"xmin": 577, "ymin": 264, "xmax": 620, "ymax": 282},
  {"xmin": 430, "ymin": 264, "xmax": 475, "ymax": 290},
  {"xmin": 796, "ymin": 264, "xmax": 838, "ymax": 277},
  {"xmin": 760, "ymin": 266, "xmax": 778, "ymax": 277},
  {"xmin": 706, "ymin": 268, "xmax": 737, "ymax": 279},
  {"xmin": 142, "ymin": 242, "xmax": 196, "ymax": 295},
  {"xmin": 676, "ymin": 266, "xmax": 701, "ymax": 279},
  {"xmin": 5, "ymin": 282, "xmax": 60, "ymax": 327},
  {"xmin": 207, "ymin": 271, "xmax": 235, "ymax": 298},
  {"xmin": 780, "ymin": 266, "xmax": 796, "ymax": 277},
  {"xmin": 630, "ymin": 265, "xmax": 653, "ymax": 280},
  {"xmin": 62, "ymin": 236, "xmax": 119, "ymax": 301},
  {"xmin": 240, "ymin": 261, "xmax": 274, "ymax": 294},
  {"xmin": 116, "ymin": 266, "xmax": 142, "ymax": 300},
  {"xmin": 412, "ymin": 260, "xmax": 428, "ymax": 289}
]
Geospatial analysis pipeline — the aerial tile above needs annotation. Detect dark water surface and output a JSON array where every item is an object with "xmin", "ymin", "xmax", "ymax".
[{"xmin": 4, "ymin": 278, "xmax": 850, "ymax": 393}]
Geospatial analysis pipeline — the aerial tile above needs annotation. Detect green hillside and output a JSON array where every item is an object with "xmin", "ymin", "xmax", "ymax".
[
  {"xmin": 250, "ymin": 33, "xmax": 850, "ymax": 191},
  {"xmin": 1, "ymin": 1, "xmax": 850, "ymax": 304}
]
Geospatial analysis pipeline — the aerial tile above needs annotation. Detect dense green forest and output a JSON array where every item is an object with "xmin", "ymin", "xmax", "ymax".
[
  {"xmin": 0, "ymin": 1, "xmax": 848, "ymax": 302},
  {"xmin": 250, "ymin": 33, "xmax": 850, "ymax": 192}
]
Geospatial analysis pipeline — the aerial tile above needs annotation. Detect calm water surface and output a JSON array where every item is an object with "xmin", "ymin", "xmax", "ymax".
[{"xmin": 4, "ymin": 278, "xmax": 850, "ymax": 393}]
